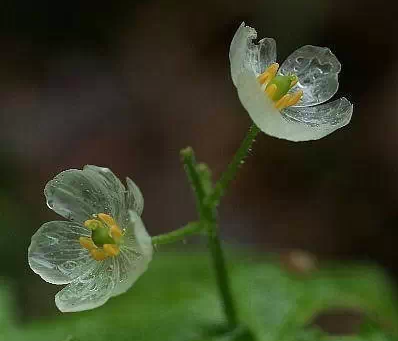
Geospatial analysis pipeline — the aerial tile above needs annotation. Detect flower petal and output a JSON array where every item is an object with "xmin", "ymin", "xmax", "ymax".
[
  {"xmin": 44, "ymin": 166, "xmax": 126, "ymax": 225},
  {"xmin": 230, "ymin": 22, "xmax": 276, "ymax": 87},
  {"xmin": 281, "ymin": 97, "xmax": 353, "ymax": 139},
  {"xmin": 28, "ymin": 221, "xmax": 94, "ymax": 285},
  {"xmin": 55, "ymin": 259, "xmax": 116, "ymax": 312},
  {"xmin": 126, "ymin": 177, "xmax": 144, "ymax": 216},
  {"xmin": 279, "ymin": 45, "xmax": 341, "ymax": 107},
  {"xmin": 235, "ymin": 69, "xmax": 352, "ymax": 141},
  {"xmin": 112, "ymin": 210, "xmax": 153, "ymax": 296}
]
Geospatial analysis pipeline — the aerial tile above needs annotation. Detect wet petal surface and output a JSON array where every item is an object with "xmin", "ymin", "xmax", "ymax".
[
  {"xmin": 28, "ymin": 221, "xmax": 94, "ymax": 285},
  {"xmin": 45, "ymin": 166, "xmax": 126, "ymax": 225},
  {"xmin": 55, "ymin": 259, "xmax": 116, "ymax": 312},
  {"xmin": 279, "ymin": 45, "xmax": 341, "ymax": 107},
  {"xmin": 282, "ymin": 97, "xmax": 353, "ymax": 130}
]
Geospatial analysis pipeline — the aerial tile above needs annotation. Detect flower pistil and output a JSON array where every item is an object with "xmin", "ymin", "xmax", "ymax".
[
  {"xmin": 257, "ymin": 63, "xmax": 303, "ymax": 110},
  {"xmin": 79, "ymin": 213, "xmax": 123, "ymax": 261}
]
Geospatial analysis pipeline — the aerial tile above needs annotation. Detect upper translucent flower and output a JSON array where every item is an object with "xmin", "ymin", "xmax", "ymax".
[
  {"xmin": 230, "ymin": 22, "xmax": 353, "ymax": 142},
  {"xmin": 28, "ymin": 165, "xmax": 153, "ymax": 312}
]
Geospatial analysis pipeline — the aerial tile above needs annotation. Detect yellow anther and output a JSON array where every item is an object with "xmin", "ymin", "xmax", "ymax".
[
  {"xmin": 275, "ymin": 94, "xmax": 291, "ymax": 110},
  {"xmin": 274, "ymin": 90, "xmax": 303, "ymax": 110},
  {"xmin": 84, "ymin": 219, "xmax": 101, "ymax": 230},
  {"xmin": 97, "ymin": 213, "xmax": 117, "ymax": 227},
  {"xmin": 79, "ymin": 237, "xmax": 96, "ymax": 251},
  {"xmin": 103, "ymin": 244, "xmax": 120, "ymax": 257},
  {"xmin": 264, "ymin": 83, "xmax": 277, "ymax": 99},
  {"xmin": 286, "ymin": 90, "xmax": 303, "ymax": 107},
  {"xmin": 257, "ymin": 63, "xmax": 279, "ymax": 85},
  {"xmin": 90, "ymin": 248, "xmax": 108, "ymax": 261},
  {"xmin": 110, "ymin": 225, "xmax": 123, "ymax": 241},
  {"xmin": 80, "ymin": 213, "xmax": 124, "ymax": 261}
]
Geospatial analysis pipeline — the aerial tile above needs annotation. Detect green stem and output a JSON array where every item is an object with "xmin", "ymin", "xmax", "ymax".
[
  {"xmin": 209, "ymin": 123, "xmax": 260, "ymax": 206},
  {"xmin": 151, "ymin": 222, "xmax": 203, "ymax": 245},
  {"xmin": 181, "ymin": 147, "xmax": 238, "ymax": 329},
  {"xmin": 181, "ymin": 147, "xmax": 208, "ymax": 218},
  {"xmin": 207, "ymin": 221, "xmax": 238, "ymax": 329}
]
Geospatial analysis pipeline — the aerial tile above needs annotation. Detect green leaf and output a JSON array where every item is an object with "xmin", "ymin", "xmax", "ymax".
[{"xmin": 232, "ymin": 256, "xmax": 398, "ymax": 340}]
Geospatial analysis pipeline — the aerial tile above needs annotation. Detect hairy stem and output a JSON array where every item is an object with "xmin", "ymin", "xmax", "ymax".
[{"xmin": 209, "ymin": 123, "xmax": 260, "ymax": 206}]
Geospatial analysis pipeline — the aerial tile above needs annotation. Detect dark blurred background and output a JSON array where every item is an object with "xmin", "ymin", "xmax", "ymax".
[{"xmin": 1, "ymin": 0, "xmax": 398, "ymax": 322}]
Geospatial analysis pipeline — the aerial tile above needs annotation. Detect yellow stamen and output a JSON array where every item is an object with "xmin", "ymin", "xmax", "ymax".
[
  {"xmin": 90, "ymin": 248, "xmax": 108, "ymax": 261},
  {"xmin": 84, "ymin": 219, "xmax": 101, "ymax": 230},
  {"xmin": 264, "ymin": 83, "xmax": 277, "ymax": 98},
  {"xmin": 257, "ymin": 63, "xmax": 279, "ymax": 85},
  {"xmin": 81, "ymin": 213, "xmax": 124, "ymax": 261},
  {"xmin": 275, "ymin": 94, "xmax": 291, "ymax": 110},
  {"xmin": 274, "ymin": 91, "xmax": 304, "ymax": 110},
  {"xmin": 97, "ymin": 213, "xmax": 117, "ymax": 227},
  {"xmin": 265, "ymin": 84, "xmax": 278, "ymax": 100},
  {"xmin": 103, "ymin": 244, "xmax": 120, "ymax": 257},
  {"xmin": 110, "ymin": 225, "xmax": 123, "ymax": 241},
  {"xmin": 79, "ymin": 237, "xmax": 96, "ymax": 251},
  {"xmin": 286, "ymin": 90, "xmax": 303, "ymax": 107}
]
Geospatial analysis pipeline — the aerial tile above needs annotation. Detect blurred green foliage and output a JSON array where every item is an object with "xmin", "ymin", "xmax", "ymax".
[{"xmin": 1, "ymin": 252, "xmax": 397, "ymax": 341}]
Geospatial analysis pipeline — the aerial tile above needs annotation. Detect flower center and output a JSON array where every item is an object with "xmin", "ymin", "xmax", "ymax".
[
  {"xmin": 257, "ymin": 63, "xmax": 303, "ymax": 110},
  {"xmin": 79, "ymin": 213, "xmax": 123, "ymax": 261}
]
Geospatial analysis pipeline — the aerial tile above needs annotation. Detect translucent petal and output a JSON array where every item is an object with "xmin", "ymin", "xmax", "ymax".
[
  {"xmin": 84, "ymin": 165, "xmax": 128, "ymax": 224},
  {"xmin": 128, "ymin": 210, "xmax": 153, "ymax": 259},
  {"xmin": 44, "ymin": 166, "xmax": 126, "ymax": 225},
  {"xmin": 230, "ymin": 22, "xmax": 277, "ymax": 87},
  {"xmin": 281, "ymin": 97, "xmax": 353, "ymax": 139},
  {"xmin": 55, "ymin": 259, "xmax": 116, "ymax": 312},
  {"xmin": 112, "ymin": 211, "xmax": 153, "ymax": 296},
  {"xmin": 126, "ymin": 177, "xmax": 144, "ymax": 216},
  {"xmin": 279, "ymin": 45, "xmax": 341, "ymax": 107},
  {"xmin": 28, "ymin": 221, "xmax": 94, "ymax": 285},
  {"xmin": 235, "ymin": 69, "xmax": 353, "ymax": 141}
]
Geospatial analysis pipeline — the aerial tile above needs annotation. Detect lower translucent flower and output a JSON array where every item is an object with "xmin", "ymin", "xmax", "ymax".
[
  {"xmin": 28, "ymin": 165, "xmax": 153, "ymax": 312},
  {"xmin": 230, "ymin": 22, "xmax": 353, "ymax": 142}
]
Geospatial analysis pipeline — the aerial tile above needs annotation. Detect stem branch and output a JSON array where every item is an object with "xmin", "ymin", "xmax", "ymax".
[
  {"xmin": 151, "ymin": 222, "xmax": 203, "ymax": 245},
  {"xmin": 181, "ymin": 147, "xmax": 238, "ymax": 329}
]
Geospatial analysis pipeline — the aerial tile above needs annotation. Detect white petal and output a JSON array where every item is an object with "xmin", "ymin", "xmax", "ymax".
[
  {"xmin": 281, "ymin": 97, "xmax": 353, "ymax": 139},
  {"xmin": 230, "ymin": 22, "xmax": 276, "ymax": 87},
  {"xmin": 128, "ymin": 210, "xmax": 153, "ymax": 259},
  {"xmin": 125, "ymin": 177, "xmax": 144, "ymax": 216},
  {"xmin": 55, "ymin": 259, "xmax": 116, "ymax": 312},
  {"xmin": 279, "ymin": 45, "xmax": 341, "ymax": 107},
  {"xmin": 112, "ymin": 211, "xmax": 153, "ymax": 296},
  {"xmin": 236, "ymin": 69, "xmax": 353, "ymax": 141},
  {"xmin": 44, "ymin": 166, "xmax": 126, "ymax": 225},
  {"xmin": 28, "ymin": 221, "xmax": 94, "ymax": 285}
]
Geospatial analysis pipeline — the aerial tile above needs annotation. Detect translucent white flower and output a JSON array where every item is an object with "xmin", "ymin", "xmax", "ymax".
[
  {"xmin": 28, "ymin": 165, "xmax": 153, "ymax": 312},
  {"xmin": 230, "ymin": 22, "xmax": 353, "ymax": 142}
]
